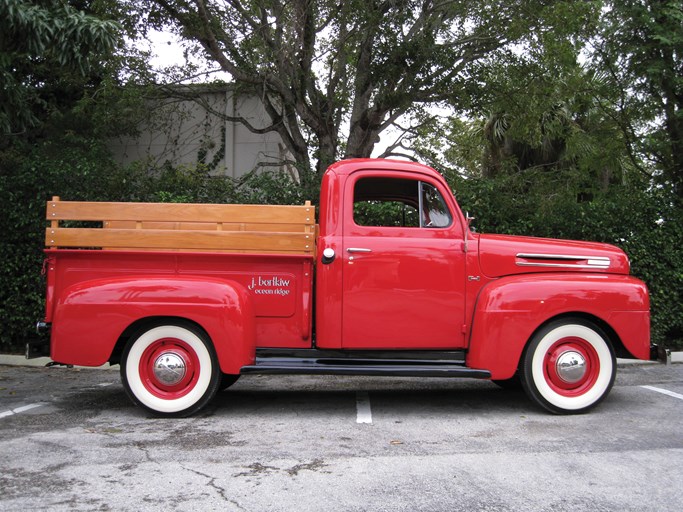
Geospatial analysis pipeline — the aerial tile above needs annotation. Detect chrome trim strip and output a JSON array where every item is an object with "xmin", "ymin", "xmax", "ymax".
[
  {"xmin": 516, "ymin": 262, "xmax": 610, "ymax": 269},
  {"xmin": 516, "ymin": 253, "xmax": 610, "ymax": 263},
  {"xmin": 516, "ymin": 253, "xmax": 610, "ymax": 269}
]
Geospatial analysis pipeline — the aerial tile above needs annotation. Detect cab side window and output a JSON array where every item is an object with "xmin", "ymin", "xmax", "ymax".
[
  {"xmin": 421, "ymin": 182, "xmax": 452, "ymax": 228},
  {"xmin": 353, "ymin": 177, "xmax": 451, "ymax": 228}
]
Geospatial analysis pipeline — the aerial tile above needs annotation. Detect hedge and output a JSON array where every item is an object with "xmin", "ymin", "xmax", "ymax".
[{"xmin": 1, "ymin": 144, "xmax": 681, "ymax": 352}]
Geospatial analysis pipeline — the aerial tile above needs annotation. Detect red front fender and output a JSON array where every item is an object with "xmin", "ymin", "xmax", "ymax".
[{"xmin": 466, "ymin": 274, "xmax": 650, "ymax": 379}]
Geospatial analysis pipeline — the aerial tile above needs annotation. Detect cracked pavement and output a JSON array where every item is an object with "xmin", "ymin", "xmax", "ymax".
[{"xmin": 0, "ymin": 363, "xmax": 682, "ymax": 511}]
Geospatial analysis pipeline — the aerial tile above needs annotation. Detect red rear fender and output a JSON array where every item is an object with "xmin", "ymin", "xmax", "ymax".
[{"xmin": 51, "ymin": 277, "xmax": 256, "ymax": 373}]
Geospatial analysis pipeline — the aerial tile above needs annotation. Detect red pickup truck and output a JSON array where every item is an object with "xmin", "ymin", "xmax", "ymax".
[{"xmin": 34, "ymin": 158, "xmax": 654, "ymax": 416}]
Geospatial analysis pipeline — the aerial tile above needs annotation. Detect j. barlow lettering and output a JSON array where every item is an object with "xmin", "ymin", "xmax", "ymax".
[{"xmin": 248, "ymin": 276, "xmax": 291, "ymax": 296}]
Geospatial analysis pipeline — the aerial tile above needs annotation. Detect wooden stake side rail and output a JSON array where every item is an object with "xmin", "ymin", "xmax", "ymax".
[{"xmin": 45, "ymin": 197, "xmax": 316, "ymax": 255}]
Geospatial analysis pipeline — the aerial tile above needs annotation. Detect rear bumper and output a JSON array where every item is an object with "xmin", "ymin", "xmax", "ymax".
[
  {"xmin": 26, "ymin": 322, "xmax": 51, "ymax": 359},
  {"xmin": 651, "ymin": 344, "xmax": 671, "ymax": 364},
  {"xmin": 36, "ymin": 321, "xmax": 51, "ymax": 335}
]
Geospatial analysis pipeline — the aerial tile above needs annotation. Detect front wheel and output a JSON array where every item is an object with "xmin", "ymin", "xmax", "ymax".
[
  {"xmin": 121, "ymin": 323, "xmax": 220, "ymax": 417},
  {"xmin": 520, "ymin": 318, "xmax": 616, "ymax": 414}
]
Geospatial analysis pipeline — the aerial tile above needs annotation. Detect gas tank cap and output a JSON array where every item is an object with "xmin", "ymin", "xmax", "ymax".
[{"xmin": 322, "ymin": 248, "xmax": 335, "ymax": 264}]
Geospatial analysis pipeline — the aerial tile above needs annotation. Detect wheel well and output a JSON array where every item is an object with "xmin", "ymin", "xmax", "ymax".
[
  {"xmin": 108, "ymin": 316, "xmax": 209, "ymax": 366},
  {"xmin": 524, "ymin": 312, "xmax": 631, "ymax": 362}
]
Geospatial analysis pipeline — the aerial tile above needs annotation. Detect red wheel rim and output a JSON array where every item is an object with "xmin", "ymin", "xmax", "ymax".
[
  {"xmin": 543, "ymin": 336, "xmax": 600, "ymax": 397},
  {"xmin": 138, "ymin": 338, "xmax": 200, "ymax": 399}
]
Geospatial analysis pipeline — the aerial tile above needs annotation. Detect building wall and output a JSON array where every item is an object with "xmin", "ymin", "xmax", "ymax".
[{"xmin": 109, "ymin": 87, "xmax": 289, "ymax": 179}]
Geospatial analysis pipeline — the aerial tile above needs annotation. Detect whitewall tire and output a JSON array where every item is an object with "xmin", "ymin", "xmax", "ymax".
[
  {"xmin": 121, "ymin": 323, "xmax": 220, "ymax": 416},
  {"xmin": 520, "ymin": 318, "xmax": 616, "ymax": 414}
]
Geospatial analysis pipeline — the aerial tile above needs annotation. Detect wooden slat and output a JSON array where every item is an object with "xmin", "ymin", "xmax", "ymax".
[
  {"xmin": 46, "ymin": 228, "xmax": 314, "ymax": 253},
  {"xmin": 46, "ymin": 200, "xmax": 313, "ymax": 225},
  {"xmin": 105, "ymin": 221, "xmax": 309, "ymax": 233},
  {"xmin": 45, "ymin": 197, "xmax": 316, "ymax": 255}
]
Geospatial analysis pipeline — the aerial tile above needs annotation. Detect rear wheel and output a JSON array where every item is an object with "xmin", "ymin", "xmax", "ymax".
[
  {"xmin": 121, "ymin": 323, "xmax": 220, "ymax": 417},
  {"xmin": 520, "ymin": 318, "xmax": 616, "ymax": 414}
]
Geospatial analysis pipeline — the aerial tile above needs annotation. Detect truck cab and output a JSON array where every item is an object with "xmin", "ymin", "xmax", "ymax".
[{"xmin": 316, "ymin": 159, "xmax": 468, "ymax": 350}]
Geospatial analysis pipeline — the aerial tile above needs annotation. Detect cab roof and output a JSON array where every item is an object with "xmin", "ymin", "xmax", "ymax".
[{"xmin": 326, "ymin": 158, "xmax": 444, "ymax": 182}]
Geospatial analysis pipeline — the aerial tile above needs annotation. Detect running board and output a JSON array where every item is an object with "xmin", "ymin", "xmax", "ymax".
[{"xmin": 241, "ymin": 357, "xmax": 490, "ymax": 379}]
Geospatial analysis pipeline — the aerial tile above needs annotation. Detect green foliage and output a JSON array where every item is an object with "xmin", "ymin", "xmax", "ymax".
[
  {"xmin": 354, "ymin": 201, "xmax": 419, "ymax": 228},
  {"xmin": 0, "ymin": 142, "xmax": 305, "ymax": 353},
  {"xmin": 412, "ymin": 4, "xmax": 683, "ymax": 349},
  {"xmin": 0, "ymin": 0, "xmax": 120, "ymax": 134},
  {"xmin": 0, "ymin": 135, "xmax": 119, "ymax": 352},
  {"xmin": 590, "ymin": 0, "xmax": 683, "ymax": 197},
  {"xmin": 233, "ymin": 170, "xmax": 308, "ymax": 206},
  {"xmin": 0, "ymin": 0, "xmax": 117, "ymax": 71},
  {"xmin": 4, "ymin": 133, "xmax": 679, "ymax": 351}
]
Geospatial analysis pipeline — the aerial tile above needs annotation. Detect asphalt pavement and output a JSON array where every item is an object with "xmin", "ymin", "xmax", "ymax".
[{"xmin": 0, "ymin": 360, "xmax": 681, "ymax": 511}]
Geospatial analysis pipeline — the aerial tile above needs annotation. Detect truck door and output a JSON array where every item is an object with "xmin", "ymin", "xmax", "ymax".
[{"xmin": 341, "ymin": 171, "xmax": 466, "ymax": 349}]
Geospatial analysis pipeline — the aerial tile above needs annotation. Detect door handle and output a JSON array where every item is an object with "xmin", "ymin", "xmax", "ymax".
[{"xmin": 347, "ymin": 247, "xmax": 372, "ymax": 253}]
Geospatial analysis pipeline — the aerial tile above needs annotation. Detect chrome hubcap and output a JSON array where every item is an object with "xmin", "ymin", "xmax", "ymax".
[
  {"xmin": 153, "ymin": 352, "xmax": 187, "ymax": 386},
  {"xmin": 555, "ymin": 351, "xmax": 587, "ymax": 384}
]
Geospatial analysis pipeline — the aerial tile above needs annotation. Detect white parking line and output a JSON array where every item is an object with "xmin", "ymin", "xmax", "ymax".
[
  {"xmin": 641, "ymin": 385, "xmax": 683, "ymax": 401},
  {"xmin": 0, "ymin": 403, "xmax": 44, "ymax": 419},
  {"xmin": 356, "ymin": 392, "xmax": 372, "ymax": 424}
]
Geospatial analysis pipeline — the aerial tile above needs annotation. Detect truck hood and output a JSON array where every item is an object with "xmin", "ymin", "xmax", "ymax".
[{"xmin": 477, "ymin": 234, "xmax": 630, "ymax": 278}]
